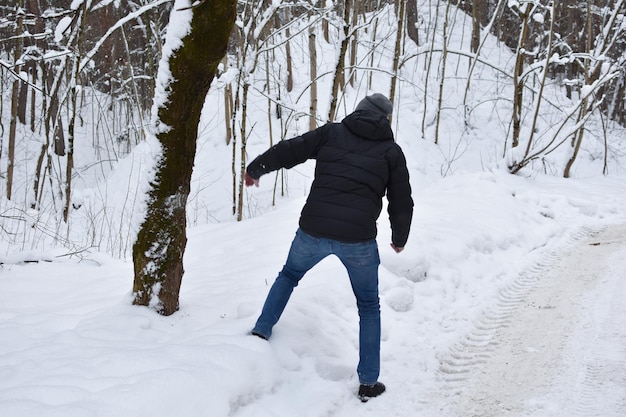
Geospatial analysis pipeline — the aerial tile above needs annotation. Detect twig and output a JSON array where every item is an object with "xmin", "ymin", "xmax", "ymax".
[
  {"xmin": 589, "ymin": 239, "xmax": 624, "ymax": 246},
  {"xmin": 0, "ymin": 59, "xmax": 44, "ymax": 93},
  {"xmin": 176, "ymin": 0, "xmax": 207, "ymax": 11}
]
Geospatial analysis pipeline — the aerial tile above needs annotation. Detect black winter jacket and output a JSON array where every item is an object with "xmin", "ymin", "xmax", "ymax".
[{"xmin": 246, "ymin": 110, "xmax": 413, "ymax": 247}]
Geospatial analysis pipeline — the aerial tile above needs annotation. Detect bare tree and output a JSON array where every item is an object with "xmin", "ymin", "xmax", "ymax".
[
  {"xmin": 471, "ymin": 0, "xmax": 485, "ymax": 53},
  {"xmin": 435, "ymin": 0, "xmax": 452, "ymax": 145},
  {"xmin": 508, "ymin": 0, "xmax": 625, "ymax": 175},
  {"xmin": 389, "ymin": 0, "xmax": 406, "ymax": 111},
  {"xmin": 226, "ymin": 0, "xmax": 290, "ymax": 220},
  {"xmin": 309, "ymin": 24, "xmax": 318, "ymax": 130},
  {"xmin": 406, "ymin": 0, "xmax": 419, "ymax": 45},
  {"xmin": 6, "ymin": 1, "xmax": 24, "ymax": 201},
  {"xmin": 132, "ymin": 0, "xmax": 237, "ymax": 316},
  {"xmin": 564, "ymin": 0, "xmax": 624, "ymax": 177},
  {"xmin": 348, "ymin": 0, "xmax": 361, "ymax": 87},
  {"xmin": 421, "ymin": 0, "xmax": 442, "ymax": 139},
  {"xmin": 511, "ymin": 1, "xmax": 535, "ymax": 149},
  {"xmin": 328, "ymin": 0, "xmax": 352, "ymax": 122},
  {"xmin": 63, "ymin": 1, "xmax": 87, "ymax": 223}
]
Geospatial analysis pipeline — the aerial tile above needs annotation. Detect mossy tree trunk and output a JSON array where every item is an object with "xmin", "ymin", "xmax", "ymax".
[{"xmin": 132, "ymin": 0, "xmax": 237, "ymax": 316}]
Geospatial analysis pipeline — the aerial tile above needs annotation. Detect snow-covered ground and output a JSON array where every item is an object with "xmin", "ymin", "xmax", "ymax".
[
  {"xmin": 2, "ymin": 2, "xmax": 626, "ymax": 416},
  {"xmin": 1, "ymin": 171, "xmax": 625, "ymax": 417}
]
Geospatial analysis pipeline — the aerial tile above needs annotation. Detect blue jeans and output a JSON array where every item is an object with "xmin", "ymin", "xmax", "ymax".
[{"xmin": 252, "ymin": 228, "xmax": 381, "ymax": 385}]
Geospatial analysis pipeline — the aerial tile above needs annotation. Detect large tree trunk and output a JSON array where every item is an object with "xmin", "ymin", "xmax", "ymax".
[{"xmin": 132, "ymin": 0, "xmax": 237, "ymax": 316}]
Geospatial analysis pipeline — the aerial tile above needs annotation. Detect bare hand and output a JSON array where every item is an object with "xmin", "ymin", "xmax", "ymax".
[
  {"xmin": 244, "ymin": 172, "xmax": 259, "ymax": 187},
  {"xmin": 390, "ymin": 243, "xmax": 404, "ymax": 253}
]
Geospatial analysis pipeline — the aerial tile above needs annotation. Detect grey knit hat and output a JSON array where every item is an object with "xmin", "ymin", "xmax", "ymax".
[{"xmin": 355, "ymin": 93, "xmax": 393, "ymax": 116}]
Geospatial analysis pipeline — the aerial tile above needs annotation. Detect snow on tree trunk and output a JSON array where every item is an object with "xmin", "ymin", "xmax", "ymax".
[{"xmin": 132, "ymin": 0, "xmax": 237, "ymax": 316}]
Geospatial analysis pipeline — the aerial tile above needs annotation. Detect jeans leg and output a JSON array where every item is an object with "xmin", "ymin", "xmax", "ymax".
[
  {"xmin": 252, "ymin": 229, "xmax": 327, "ymax": 338},
  {"xmin": 336, "ymin": 240, "xmax": 381, "ymax": 385}
]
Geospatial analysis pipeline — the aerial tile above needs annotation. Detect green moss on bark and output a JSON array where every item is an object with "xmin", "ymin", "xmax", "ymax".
[{"xmin": 132, "ymin": 1, "xmax": 237, "ymax": 316}]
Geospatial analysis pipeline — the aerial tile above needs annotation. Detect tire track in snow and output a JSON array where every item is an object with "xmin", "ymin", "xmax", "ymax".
[
  {"xmin": 432, "ymin": 225, "xmax": 626, "ymax": 417},
  {"xmin": 556, "ymin": 227, "xmax": 626, "ymax": 417}
]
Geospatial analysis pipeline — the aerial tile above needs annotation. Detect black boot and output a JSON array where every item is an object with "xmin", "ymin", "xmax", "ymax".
[
  {"xmin": 250, "ymin": 330, "xmax": 268, "ymax": 340},
  {"xmin": 358, "ymin": 382, "xmax": 386, "ymax": 402}
]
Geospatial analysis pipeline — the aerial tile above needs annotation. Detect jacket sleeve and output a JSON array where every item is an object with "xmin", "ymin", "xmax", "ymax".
[
  {"xmin": 246, "ymin": 126, "xmax": 327, "ymax": 179},
  {"xmin": 386, "ymin": 145, "xmax": 413, "ymax": 247}
]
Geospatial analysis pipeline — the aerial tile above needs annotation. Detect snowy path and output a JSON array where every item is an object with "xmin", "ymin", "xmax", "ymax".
[{"xmin": 431, "ymin": 225, "xmax": 626, "ymax": 417}]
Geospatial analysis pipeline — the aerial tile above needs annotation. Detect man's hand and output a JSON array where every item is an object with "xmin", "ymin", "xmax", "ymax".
[
  {"xmin": 244, "ymin": 172, "xmax": 259, "ymax": 187},
  {"xmin": 390, "ymin": 243, "xmax": 404, "ymax": 253}
]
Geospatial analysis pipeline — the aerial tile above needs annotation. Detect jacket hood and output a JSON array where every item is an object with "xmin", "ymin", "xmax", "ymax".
[
  {"xmin": 355, "ymin": 93, "xmax": 393, "ymax": 117},
  {"xmin": 341, "ymin": 110, "xmax": 394, "ymax": 141}
]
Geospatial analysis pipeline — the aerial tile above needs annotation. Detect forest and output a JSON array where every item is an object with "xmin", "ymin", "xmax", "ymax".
[
  {"xmin": 1, "ymin": 0, "xmax": 625, "ymax": 259},
  {"xmin": 2, "ymin": 2, "xmax": 626, "ymax": 412}
]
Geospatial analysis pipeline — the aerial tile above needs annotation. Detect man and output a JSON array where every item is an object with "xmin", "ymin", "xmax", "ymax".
[{"xmin": 244, "ymin": 93, "xmax": 413, "ymax": 401}]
